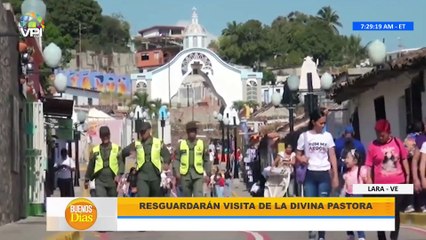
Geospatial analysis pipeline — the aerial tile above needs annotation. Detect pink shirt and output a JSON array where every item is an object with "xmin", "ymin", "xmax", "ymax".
[
  {"xmin": 365, "ymin": 137, "xmax": 408, "ymax": 184},
  {"xmin": 343, "ymin": 166, "xmax": 367, "ymax": 194}
]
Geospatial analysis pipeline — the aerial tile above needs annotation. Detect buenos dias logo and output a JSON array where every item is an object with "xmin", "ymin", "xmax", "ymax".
[
  {"xmin": 19, "ymin": 12, "xmax": 44, "ymax": 37},
  {"xmin": 65, "ymin": 198, "xmax": 97, "ymax": 230}
]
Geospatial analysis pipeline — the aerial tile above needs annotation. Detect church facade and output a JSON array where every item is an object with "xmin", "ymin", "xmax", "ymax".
[{"xmin": 131, "ymin": 8, "xmax": 263, "ymax": 115}]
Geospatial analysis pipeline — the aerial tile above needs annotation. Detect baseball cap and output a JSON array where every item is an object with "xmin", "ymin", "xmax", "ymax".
[{"xmin": 344, "ymin": 125, "xmax": 354, "ymax": 134}]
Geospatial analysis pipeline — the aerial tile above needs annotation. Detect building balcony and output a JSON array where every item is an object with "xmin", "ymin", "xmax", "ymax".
[{"xmin": 135, "ymin": 50, "xmax": 165, "ymax": 69}]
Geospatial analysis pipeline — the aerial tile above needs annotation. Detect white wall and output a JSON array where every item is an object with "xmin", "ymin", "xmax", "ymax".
[
  {"xmin": 62, "ymin": 93, "xmax": 100, "ymax": 106},
  {"xmin": 135, "ymin": 48, "xmax": 244, "ymax": 109},
  {"xmin": 261, "ymin": 85, "xmax": 285, "ymax": 103},
  {"xmin": 142, "ymin": 29, "xmax": 160, "ymax": 38},
  {"xmin": 356, "ymin": 73, "xmax": 415, "ymax": 146}
]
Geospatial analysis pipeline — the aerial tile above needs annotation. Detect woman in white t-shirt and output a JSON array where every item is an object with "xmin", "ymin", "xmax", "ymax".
[
  {"xmin": 54, "ymin": 148, "xmax": 76, "ymax": 197},
  {"xmin": 296, "ymin": 109, "xmax": 339, "ymax": 240}
]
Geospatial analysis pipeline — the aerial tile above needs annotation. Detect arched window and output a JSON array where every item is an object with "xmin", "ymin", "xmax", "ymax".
[
  {"xmin": 136, "ymin": 80, "xmax": 148, "ymax": 93},
  {"xmin": 246, "ymin": 79, "xmax": 258, "ymax": 102}
]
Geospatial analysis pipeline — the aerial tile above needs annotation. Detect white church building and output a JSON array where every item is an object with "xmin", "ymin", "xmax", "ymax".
[{"xmin": 131, "ymin": 8, "xmax": 263, "ymax": 116}]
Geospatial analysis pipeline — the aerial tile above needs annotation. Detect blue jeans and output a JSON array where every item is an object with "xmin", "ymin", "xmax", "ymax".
[
  {"xmin": 304, "ymin": 170, "xmax": 331, "ymax": 239},
  {"xmin": 345, "ymin": 193, "xmax": 366, "ymax": 238},
  {"xmin": 215, "ymin": 186, "xmax": 224, "ymax": 197}
]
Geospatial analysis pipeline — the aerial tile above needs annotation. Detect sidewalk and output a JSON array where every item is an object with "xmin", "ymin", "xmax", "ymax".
[{"xmin": 0, "ymin": 184, "xmax": 87, "ymax": 240}]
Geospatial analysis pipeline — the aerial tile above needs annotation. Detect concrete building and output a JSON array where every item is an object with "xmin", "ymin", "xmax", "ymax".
[
  {"xmin": 68, "ymin": 50, "xmax": 137, "ymax": 75},
  {"xmin": 58, "ymin": 50, "xmax": 136, "ymax": 107},
  {"xmin": 131, "ymin": 7, "xmax": 263, "ymax": 117},
  {"xmin": 138, "ymin": 25, "xmax": 185, "ymax": 39},
  {"xmin": 262, "ymin": 67, "xmax": 373, "ymax": 105},
  {"xmin": 135, "ymin": 26, "xmax": 184, "ymax": 71},
  {"xmin": 54, "ymin": 67, "xmax": 133, "ymax": 108},
  {"xmin": 0, "ymin": 3, "xmax": 27, "ymax": 226},
  {"xmin": 60, "ymin": 87, "xmax": 100, "ymax": 106},
  {"xmin": 329, "ymin": 48, "xmax": 426, "ymax": 146}
]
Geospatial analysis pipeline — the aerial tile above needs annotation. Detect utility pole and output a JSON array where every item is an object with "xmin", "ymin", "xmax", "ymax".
[
  {"xmin": 79, "ymin": 22, "xmax": 82, "ymax": 53},
  {"xmin": 78, "ymin": 22, "xmax": 82, "ymax": 70}
]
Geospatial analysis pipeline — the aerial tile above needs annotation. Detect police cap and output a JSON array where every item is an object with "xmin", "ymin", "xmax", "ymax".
[
  {"xmin": 186, "ymin": 121, "xmax": 198, "ymax": 131},
  {"xmin": 99, "ymin": 126, "xmax": 110, "ymax": 138},
  {"xmin": 140, "ymin": 121, "xmax": 152, "ymax": 132}
]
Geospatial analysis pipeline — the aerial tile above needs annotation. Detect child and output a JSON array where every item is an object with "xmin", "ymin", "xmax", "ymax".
[
  {"xmin": 343, "ymin": 149, "xmax": 367, "ymax": 240},
  {"xmin": 209, "ymin": 168, "xmax": 217, "ymax": 197},
  {"xmin": 117, "ymin": 175, "xmax": 129, "ymax": 197},
  {"xmin": 224, "ymin": 170, "xmax": 232, "ymax": 197},
  {"xmin": 160, "ymin": 170, "xmax": 171, "ymax": 196},
  {"xmin": 127, "ymin": 167, "xmax": 138, "ymax": 197},
  {"xmin": 215, "ymin": 170, "xmax": 225, "ymax": 197}
]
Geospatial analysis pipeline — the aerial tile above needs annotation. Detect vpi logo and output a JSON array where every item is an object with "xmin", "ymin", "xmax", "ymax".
[{"xmin": 19, "ymin": 12, "xmax": 44, "ymax": 38}]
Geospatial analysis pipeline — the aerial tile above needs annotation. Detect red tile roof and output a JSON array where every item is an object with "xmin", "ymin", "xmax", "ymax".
[{"xmin": 329, "ymin": 48, "xmax": 426, "ymax": 103}]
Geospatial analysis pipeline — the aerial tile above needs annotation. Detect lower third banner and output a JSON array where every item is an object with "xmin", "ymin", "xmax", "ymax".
[{"xmin": 46, "ymin": 197, "xmax": 395, "ymax": 231}]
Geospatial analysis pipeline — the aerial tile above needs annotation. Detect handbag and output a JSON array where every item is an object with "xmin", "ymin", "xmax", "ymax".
[{"xmin": 295, "ymin": 132, "xmax": 308, "ymax": 184}]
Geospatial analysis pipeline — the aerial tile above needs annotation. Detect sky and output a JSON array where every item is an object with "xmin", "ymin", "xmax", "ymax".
[{"xmin": 96, "ymin": 0, "xmax": 425, "ymax": 52}]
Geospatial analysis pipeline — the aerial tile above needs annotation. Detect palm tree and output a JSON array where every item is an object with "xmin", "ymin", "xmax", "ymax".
[
  {"xmin": 149, "ymin": 98, "xmax": 163, "ymax": 119},
  {"xmin": 343, "ymin": 35, "xmax": 366, "ymax": 66},
  {"xmin": 317, "ymin": 6, "xmax": 342, "ymax": 34},
  {"xmin": 130, "ymin": 92, "xmax": 165, "ymax": 136},
  {"xmin": 232, "ymin": 101, "xmax": 246, "ymax": 111},
  {"xmin": 130, "ymin": 92, "xmax": 151, "ymax": 111},
  {"xmin": 222, "ymin": 21, "xmax": 240, "ymax": 36}
]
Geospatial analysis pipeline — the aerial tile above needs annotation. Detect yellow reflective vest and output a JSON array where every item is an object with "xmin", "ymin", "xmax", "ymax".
[
  {"xmin": 179, "ymin": 139, "xmax": 204, "ymax": 175},
  {"xmin": 135, "ymin": 138, "xmax": 162, "ymax": 171},
  {"xmin": 93, "ymin": 143, "xmax": 120, "ymax": 175}
]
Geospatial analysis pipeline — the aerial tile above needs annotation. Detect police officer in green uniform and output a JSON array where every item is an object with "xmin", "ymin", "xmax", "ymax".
[
  {"xmin": 84, "ymin": 126, "xmax": 124, "ymax": 197},
  {"xmin": 174, "ymin": 121, "xmax": 210, "ymax": 197},
  {"xmin": 122, "ymin": 122, "xmax": 171, "ymax": 197}
]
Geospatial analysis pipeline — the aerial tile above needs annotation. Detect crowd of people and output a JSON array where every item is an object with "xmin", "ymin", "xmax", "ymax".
[
  {"xmin": 51, "ymin": 107, "xmax": 426, "ymax": 240},
  {"xmin": 239, "ymin": 108, "xmax": 426, "ymax": 240}
]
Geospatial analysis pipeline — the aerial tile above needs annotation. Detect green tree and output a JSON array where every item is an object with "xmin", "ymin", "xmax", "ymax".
[
  {"xmin": 219, "ymin": 19, "xmax": 271, "ymax": 67},
  {"xmin": 88, "ymin": 14, "xmax": 131, "ymax": 53},
  {"xmin": 217, "ymin": 7, "xmax": 364, "ymax": 69},
  {"xmin": 232, "ymin": 101, "xmax": 246, "ymax": 111},
  {"xmin": 232, "ymin": 100, "xmax": 259, "ymax": 111},
  {"xmin": 130, "ymin": 92, "xmax": 163, "ymax": 118},
  {"xmin": 11, "ymin": 0, "xmax": 132, "ymax": 92},
  {"xmin": 316, "ymin": 6, "xmax": 342, "ymax": 34},
  {"xmin": 11, "ymin": 0, "xmax": 130, "ymax": 55},
  {"xmin": 262, "ymin": 69, "xmax": 276, "ymax": 85},
  {"xmin": 341, "ymin": 35, "xmax": 366, "ymax": 66},
  {"xmin": 207, "ymin": 40, "xmax": 219, "ymax": 53}
]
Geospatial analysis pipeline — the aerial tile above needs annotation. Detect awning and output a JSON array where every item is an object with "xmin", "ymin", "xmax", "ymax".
[{"xmin": 43, "ymin": 98, "xmax": 74, "ymax": 117}]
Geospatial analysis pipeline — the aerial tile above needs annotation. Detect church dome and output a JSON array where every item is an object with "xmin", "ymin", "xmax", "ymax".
[{"xmin": 183, "ymin": 7, "xmax": 207, "ymax": 36}]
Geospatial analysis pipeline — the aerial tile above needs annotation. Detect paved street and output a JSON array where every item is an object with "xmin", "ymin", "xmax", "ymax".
[
  {"xmin": 79, "ymin": 228, "xmax": 426, "ymax": 240},
  {"xmin": 0, "ymin": 178, "xmax": 425, "ymax": 240}
]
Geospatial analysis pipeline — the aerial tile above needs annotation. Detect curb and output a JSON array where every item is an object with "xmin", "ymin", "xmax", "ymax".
[
  {"xmin": 47, "ymin": 185, "xmax": 89, "ymax": 240},
  {"xmin": 47, "ymin": 231, "xmax": 82, "ymax": 240},
  {"xmin": 401, "ymin": 213, "xmax": 426, "ymax": 226}
]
